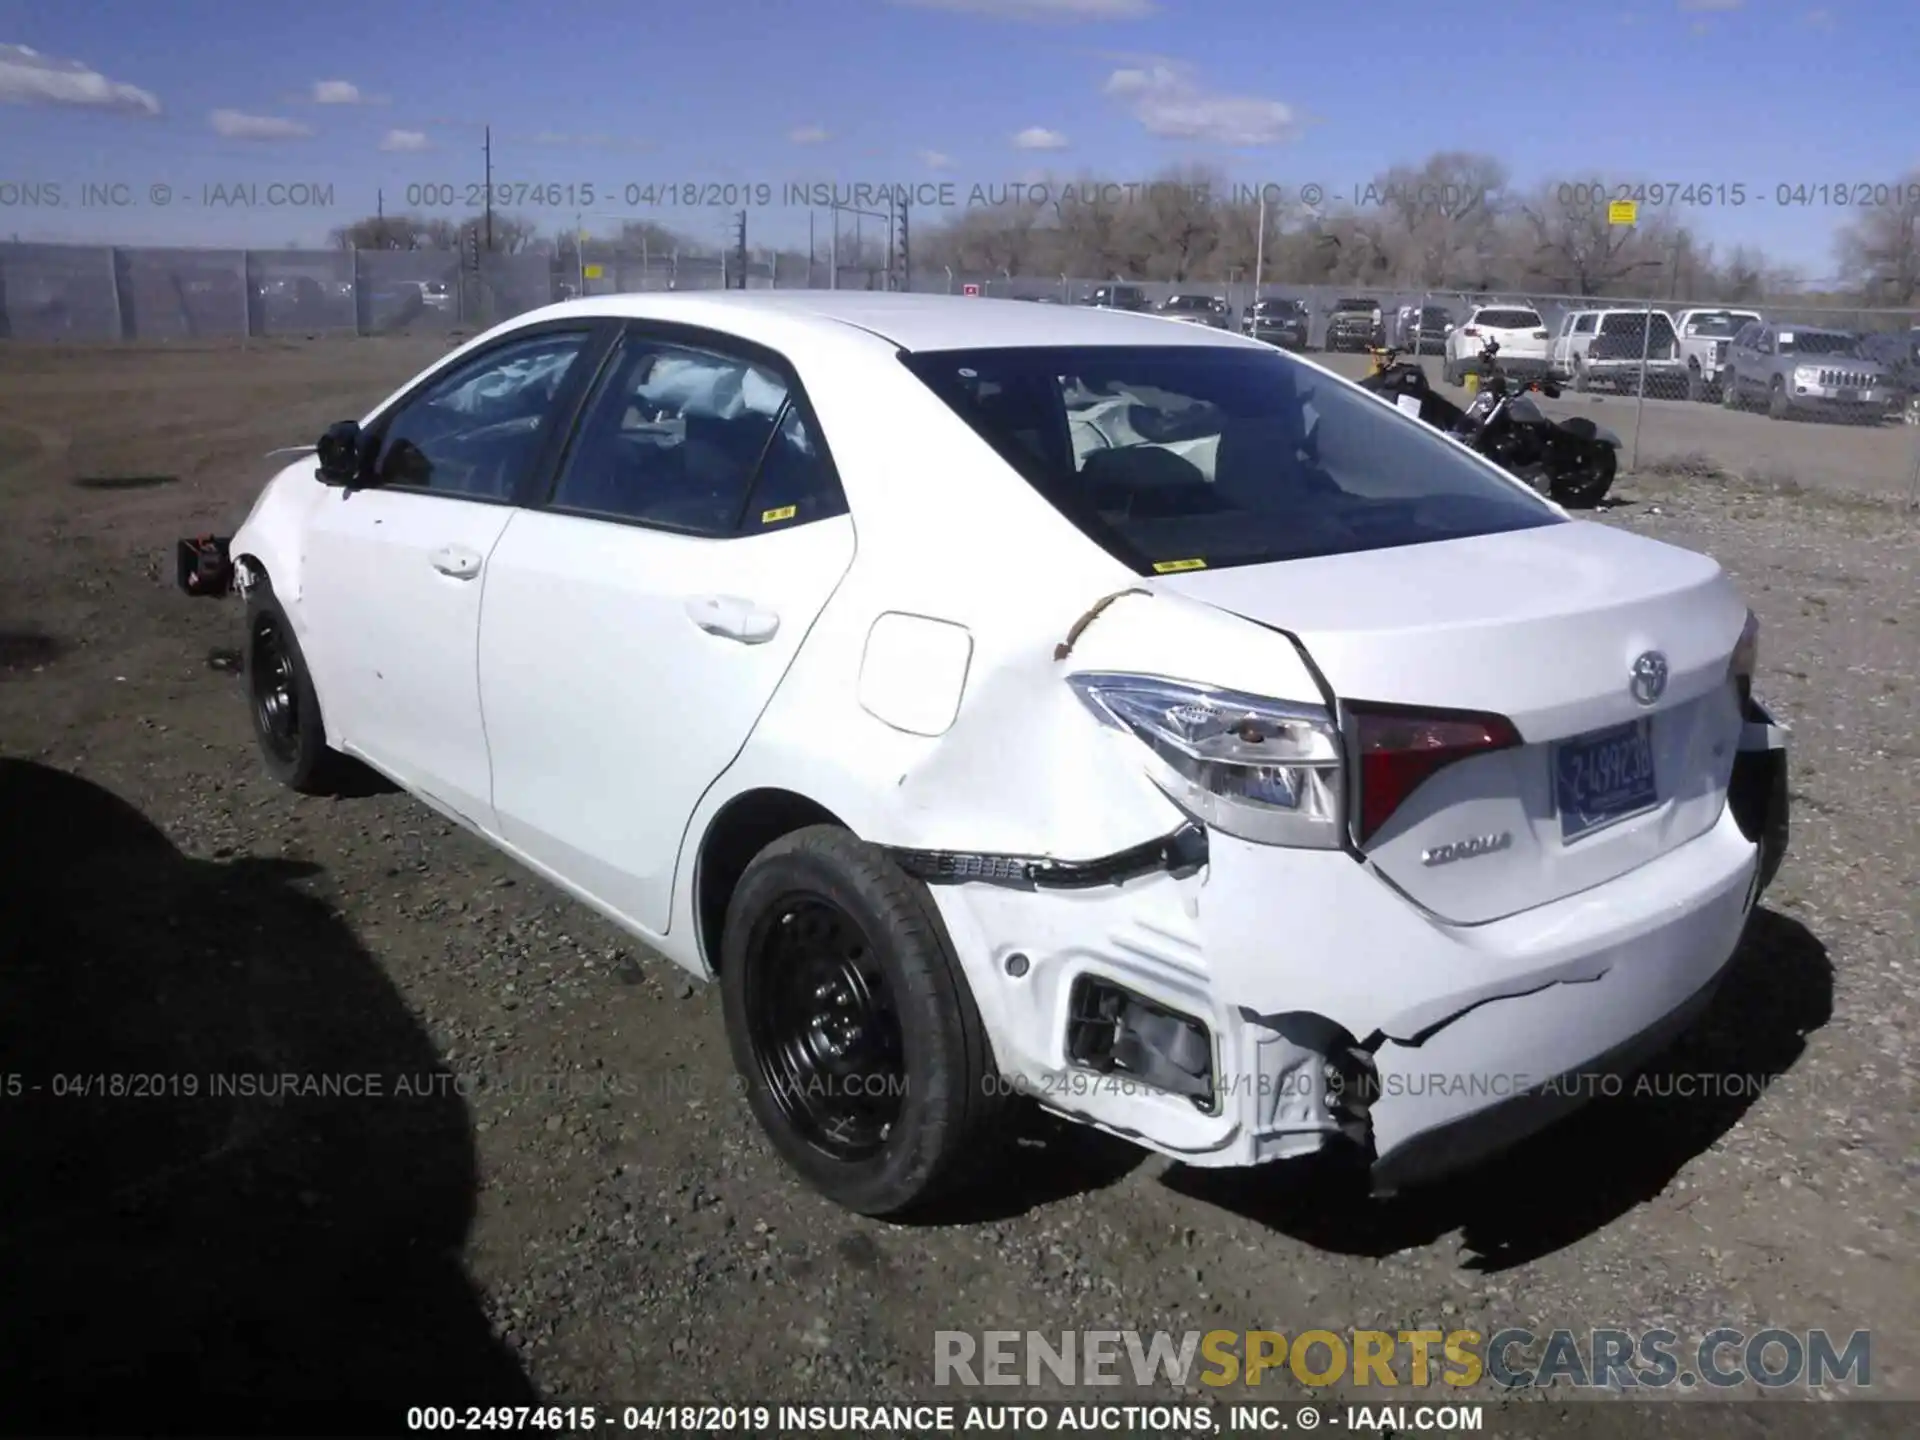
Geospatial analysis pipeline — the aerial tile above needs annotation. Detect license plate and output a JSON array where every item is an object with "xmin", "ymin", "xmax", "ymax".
[
  {"xmin": 1837, "ymin": 389, "xmax": 1859, "ymax": 402},
  {"xmin": 1554, "ymin": 719, "xmax": 1658, "ymax": 842}
]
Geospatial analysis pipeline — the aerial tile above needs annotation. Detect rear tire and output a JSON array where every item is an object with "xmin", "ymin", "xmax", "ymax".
[
  {"xmin": 244, "ymin": 584, "xmax": 344, "ymax": 794},
  {"xmin": 1573, "ymin": 359, "xmax": 1590, "ymax": 393},
  {"xmin": 719, "ymin": 825, "xmax": 1006, "ymax": 1217},
  {"xmin": 1686, "ymin": 366, "xmax": 1705, "ymax": 402},
  {"xmin": 1549, "ymin": 443, "xmax": 1617, "ymax": 508}
]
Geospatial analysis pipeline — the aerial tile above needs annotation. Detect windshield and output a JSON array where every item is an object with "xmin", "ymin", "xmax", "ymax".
[
  {"xmin": 1684, "ymin": 312, "xmax": 1753, "ymax": 337},
  {"xmin": 1164, "ymin": 296, "xmax": 1219, "ymax": 310},
  {"xmin": 1256, "ymin": 300, "xmax": 1306, "ymax": 315},
  {"xmin": 1780, "ymin": 330, "xmax": 1860, "ymax": 357},
  {"xmin": 897, "ymin": 345, "xmax": 1561, "ymax": 575},
  {"xmin": 1334, "ymin": 300, "xmax": 1377, "ymax": 312}
]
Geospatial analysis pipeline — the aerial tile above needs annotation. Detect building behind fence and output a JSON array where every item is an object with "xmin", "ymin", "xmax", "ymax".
[{"xmin": 3, "ymin": 240, "xmax": 1918, "ymax": 347}]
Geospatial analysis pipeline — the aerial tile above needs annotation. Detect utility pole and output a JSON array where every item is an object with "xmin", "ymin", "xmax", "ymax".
[
  {"xmin": 895, "ymin": 195, "xmax": 910, "ymax": 291},
  {"xmin": 733, "ymin": 210, "xmax": 748, "ymax": 290},
  {"xmin": 483, "ymin": 124, "xmax": 494, "ymax": 252},
  {"xmin": 377, "ymin": 188, "xmax": 384, "ymax": 220}
]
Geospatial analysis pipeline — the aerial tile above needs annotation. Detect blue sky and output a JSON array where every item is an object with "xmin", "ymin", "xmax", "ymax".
[{"xmin": 0, "ymin": 0, "xmax": 1908, "ymax": 275}]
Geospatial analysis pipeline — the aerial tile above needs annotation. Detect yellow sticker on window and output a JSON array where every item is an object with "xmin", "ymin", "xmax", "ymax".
[
  {"xmin": 761, "ymin": 504, "xmax": 797, "ymax": 524},
  {"xmin": 1152, "ymin": 557, "xmax": 1207, "ymax": 573}
]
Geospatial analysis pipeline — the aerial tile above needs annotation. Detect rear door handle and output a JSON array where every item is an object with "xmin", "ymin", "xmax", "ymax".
[
  {"xmin": 430, "ymin": 544, "xmax": 483, "ymax": 580},
  {"xmin": 684, "ymin": 594, "xmax": 780, "ymax": 644}
]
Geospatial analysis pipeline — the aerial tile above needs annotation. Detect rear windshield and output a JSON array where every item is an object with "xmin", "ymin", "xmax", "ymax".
[
  {"xmin": 1475, "ymin": 308, "xmax": 1542, "ymax": 329},
  {"xmin": 1164, "ymin": 295, "xmax": 1220, "ymax": 310},
  {"xmin": 1684, "ymin": 312, "xmax": 1754, "ymax": 336},
  {"xmin": 1256, "ymin": 299, "xmax": 1306, "ymax": 314},
  {"xmin": 1334, "ymin": 300, "xmax": 1378, "ymax": 312},
  {"xmin": 897, "ymin": 345, "xmax": 1561, "ymax": 575}
]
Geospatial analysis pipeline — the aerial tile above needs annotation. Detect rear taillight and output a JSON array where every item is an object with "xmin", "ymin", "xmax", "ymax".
[
  {"xmin": 1348, "ymin": 703, "xmax": 1522, "ymax": 845},
  {"xmin": 1533, "ymin": 330, "xmax": 1550, "ymax": 339},
  {"xmin": 1463, "ymin": 326, "xmax": 1480, "ymax": 337}
]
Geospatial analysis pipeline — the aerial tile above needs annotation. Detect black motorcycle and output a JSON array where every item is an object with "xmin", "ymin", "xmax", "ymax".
[{"xmin": 1359, "ymin": 340, "xmax": 1619, "ymax": 507}]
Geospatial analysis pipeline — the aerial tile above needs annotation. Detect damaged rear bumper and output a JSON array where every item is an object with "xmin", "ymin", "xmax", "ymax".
[
  {"xmin": 920, "ymin": 699, "xmax": 1790, "ymax": 1189},
  {"xmin": 177, "ymin": 535, "xmax": 234, "ymax": 598}
]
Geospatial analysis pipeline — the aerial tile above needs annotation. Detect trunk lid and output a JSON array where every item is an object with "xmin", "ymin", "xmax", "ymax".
[{"xmin": 1153, "ymin": 521, "xmax": 1750, "ymax": 924}]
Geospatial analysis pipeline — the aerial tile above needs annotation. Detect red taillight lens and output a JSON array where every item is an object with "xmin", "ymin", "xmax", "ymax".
[
  {"xmin": 1350, "ymin": 704, "xmax": 1522, "ymax": 845},
  {"xmin": 1464, "ymin": 327, "xmax": 1480, "ymax": 337}
]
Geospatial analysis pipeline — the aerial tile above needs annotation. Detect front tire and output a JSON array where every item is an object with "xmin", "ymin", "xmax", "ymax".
[
  {"xmin": 1686, "ymin": 366, "xmax": 1705, "ymax": 402},
  {"xmin": 244, "ymin": 585, "xmax": 342, "ymax": 794},
  {"xmin": 720, "ymin": 825, "xmax": 1006, "ymax": 1217},
  {"xmin": 1768, "ymin": 377, "xmax": 1791, "ymax": 420},
  {"xmin": 1722, "ymin": 371, "xmax": 1742, "ymax": 409}
]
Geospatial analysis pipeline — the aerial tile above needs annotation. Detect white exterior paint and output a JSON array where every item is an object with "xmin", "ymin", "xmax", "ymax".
[{"xmin": 227, "ymin": 291, "xmax": 1785, "ymax": 1186}]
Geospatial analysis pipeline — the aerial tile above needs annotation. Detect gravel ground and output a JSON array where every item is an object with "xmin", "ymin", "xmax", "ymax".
[{"xmin": 0, "ymin": 337, "xmax": 1913, "ymax": 1437}]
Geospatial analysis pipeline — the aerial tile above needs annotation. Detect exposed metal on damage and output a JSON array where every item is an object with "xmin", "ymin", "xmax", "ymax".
[
  {"xmin": 886, "ymin": 822, "xmax": 1207, "ymax": 890},
  {"xmin": 1053, "ymin": 587, "xmax": 1151, "ymax": 662}
]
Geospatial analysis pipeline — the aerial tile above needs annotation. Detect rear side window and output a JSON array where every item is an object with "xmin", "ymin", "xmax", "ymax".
[
  {"xmin": 898, "ymin": 344, "xmax": 1560, "ymax": 576},
  {"xmin": 546, "ymin": 336, "xmax": 845, "ymax": 536},
  {"xmin": 1476, "ymin": 308, "xmax": 1542, "ymax": 329}
]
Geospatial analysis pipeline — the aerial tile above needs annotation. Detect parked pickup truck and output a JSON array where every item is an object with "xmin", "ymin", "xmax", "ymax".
[
  {"xmin": 1572, "ymin": 309, "xmax": 1686, "ymax": 395},
  {"xmin": 1674, "ymin": 308, "xmax": 1761, "ymax": 401}
]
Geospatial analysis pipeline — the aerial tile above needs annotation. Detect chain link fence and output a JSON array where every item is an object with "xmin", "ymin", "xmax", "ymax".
[{"xmin": 4, "ymin": 242, "xmax": 1916, "ymax": 505}]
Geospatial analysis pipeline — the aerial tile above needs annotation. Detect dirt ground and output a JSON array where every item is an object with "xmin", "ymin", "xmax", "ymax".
[{"xmin": 1, "ymin": 336, "xmax": 1914, "ymax": 1436}]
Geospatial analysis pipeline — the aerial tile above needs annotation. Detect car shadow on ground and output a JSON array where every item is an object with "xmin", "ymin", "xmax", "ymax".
[
  {"xmin": 0, "ymin": 758, "xmax": 533, "ymax": 1431},
  {"xmin": 919, "ymin": 1105, "xmax": 1151, "ymax": 1226},
  {"xmin": 1163, "ymin": 907, "xmax": 1832, "ymax": 1271}
]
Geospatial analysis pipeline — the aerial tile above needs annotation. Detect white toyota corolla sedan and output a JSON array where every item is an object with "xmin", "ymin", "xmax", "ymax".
[{"xmin": 179, "ymin": 291, "xmax": 1789, "ymax": 1217}]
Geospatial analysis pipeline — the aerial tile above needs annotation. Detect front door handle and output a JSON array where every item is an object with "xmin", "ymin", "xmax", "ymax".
[
  {"xmin": 430, "ymin": 544, "xmax": 483, "ymax": 580},
  {"xmin": 685, "ymin": 594, "xmax": 780, "ymax": 644}
]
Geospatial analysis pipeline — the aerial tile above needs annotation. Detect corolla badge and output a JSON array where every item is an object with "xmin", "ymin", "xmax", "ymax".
[
  {"xmin": 1421, "ymin": 831, "xmax": 1512, "ymax": 867},
  {"xmin": 1630, "ymin": 650, "xmax": 1669, "ymax": 706}
]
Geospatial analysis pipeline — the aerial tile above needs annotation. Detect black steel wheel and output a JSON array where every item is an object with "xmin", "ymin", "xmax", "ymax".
[
  {"xmin": 740, "ymin": 894, "xmax": 905, "ymax": 1161},
  {"xmin": 1549, "ymin": 443, "xmax": 1617, "ymax": 508},
  {"xmin": 243, "ymin": 584, "xmax": 340, "ymax": 793},
  {"xmin": 250, "ymin": 610, "xmax": 301, "ymax": 767},
  {"xmin": 720, "ymin": 825, "xmax": 1006, "ymax": 1216}
]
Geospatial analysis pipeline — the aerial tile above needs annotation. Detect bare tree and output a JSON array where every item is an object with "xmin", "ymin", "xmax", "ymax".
[
  {"xmin": 1512, "ymin": 183, "xmax": 1668, "ymax": 295},
  {"xmin": 1835, "ymin": 172, "xmax": 1920, "ymax": 307}
]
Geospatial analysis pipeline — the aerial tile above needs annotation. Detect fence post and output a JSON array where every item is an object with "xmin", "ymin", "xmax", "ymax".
[
  {"xmin": 239, "ymin": 249, "xmax": 250, "ymax": 347},
  {"xmin": 1628, "ymin": 297, "xmax": 1654, "ymax": 473},
  {"xmin": 107, "ymin": 247, "xmax": 126, "ymax": 341},
  {"xmin": 351, "ymin": 248, "xmax": 363, "ymax": 336}
]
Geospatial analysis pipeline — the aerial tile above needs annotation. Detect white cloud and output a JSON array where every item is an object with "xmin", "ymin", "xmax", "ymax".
[
  {"xmin": 1678, "ymin": 0, "xmax": 1741, "ymax": 10},
  {"xmin": 1103, "ymin": 62, "xmax": 1296, "ymax": 145},
  {"xmin": 890, "ymin": 0, "xmax": 1152, "ymax": 17},
  {"xmin": 789, "ymin": 124, "xmax": 830, "ymax": 144},
  {"xmin": 918, "ymin": 148, "xmax": 954, "ymax": 169},
  {"xmin": 209, "ymin": 109, "xmax": 314, "ymax": 140},
  {"xmin": 0, "ymin": 43, "xmax": 159, "ymax": 114},
  {"xmin": 311, "ymin": 79, "xmax": 364, "ymax": 104},
  {"xmin": 379, "ymin": 128, "xmax": 431, "ymax": 152},
  {"xmin": 1012, "ymin": 125, "xmax": 1069, "ymax": 150}
]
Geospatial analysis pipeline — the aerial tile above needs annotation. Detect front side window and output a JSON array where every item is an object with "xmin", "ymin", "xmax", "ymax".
[
  {"xmin": 901, "ymin": 344, "xmax": 1561, "ymax": 575},
  {"xmin": 369, "ymin": 330, "xmax": 590, "ymax": 499}
]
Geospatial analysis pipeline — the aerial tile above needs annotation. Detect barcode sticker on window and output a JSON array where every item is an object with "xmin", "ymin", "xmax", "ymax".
[
  {"xmin": 761, "ymin": 505, "xmax": 797, "ymax": 524},
  {"xmin": 1397, "ymin": 394, "xmax": 1423, "ymax": 418}
]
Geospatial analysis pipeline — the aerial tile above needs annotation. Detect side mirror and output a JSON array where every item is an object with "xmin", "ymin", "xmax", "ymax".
[{"xmin": 315, "ymin": 420, "xmax": 365, "ymax": 486}]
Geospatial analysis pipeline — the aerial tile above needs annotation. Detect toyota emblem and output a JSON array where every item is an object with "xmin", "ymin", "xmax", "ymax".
[{"xmin": 1630, "ymin": 651, "xmax": 1669, "ymax": 706}]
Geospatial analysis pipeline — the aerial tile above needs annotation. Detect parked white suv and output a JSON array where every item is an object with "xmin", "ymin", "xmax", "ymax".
[{"xmin": 1445, "ymin": 305, "xmax": 1551, "ymax": 383}]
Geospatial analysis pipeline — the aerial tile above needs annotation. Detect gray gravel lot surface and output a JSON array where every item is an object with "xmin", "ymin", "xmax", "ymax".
[{"xmin": 0, "ymin": 338, "xmax": 1912, "ymax": 1436}]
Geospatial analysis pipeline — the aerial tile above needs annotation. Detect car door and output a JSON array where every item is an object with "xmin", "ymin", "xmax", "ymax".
[
  {"xmin": 300, "ymin": 322, "xmax": 611, "ymax": 830},
  {"xmin": 478, "ymin": 324, "xmax": 858, "ymax": 937}
]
